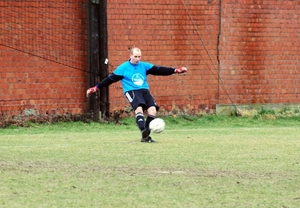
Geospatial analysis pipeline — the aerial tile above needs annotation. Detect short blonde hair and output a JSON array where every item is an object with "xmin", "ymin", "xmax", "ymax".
[{"xmin": 130, "ymin": 47, "xmax": 141, "ymax": 55}]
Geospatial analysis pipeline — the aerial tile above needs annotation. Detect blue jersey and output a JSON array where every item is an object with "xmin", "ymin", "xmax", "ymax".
[{"xmin": 113, "ymin": 60, "xmax": 154, "ymax": 93}]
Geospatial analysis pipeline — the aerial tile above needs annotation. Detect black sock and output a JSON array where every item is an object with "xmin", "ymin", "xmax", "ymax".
[
  {"xmin": 135, "ymin": 112, "xmax": 145, "ymax": 131},
  {"xmin": 145, "ymin": 115, "xmax": 155, "ymax": 129}
]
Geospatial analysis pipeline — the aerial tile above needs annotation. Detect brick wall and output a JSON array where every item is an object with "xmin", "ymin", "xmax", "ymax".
[
  {"xmin": 0, "ymin": 45, "xmax": 87, "ymax": 117},
  {"xmin": 1, "ymin": 0, "xmax": 300, "ymax": 118},
  {"xmin": 107, "ymin": 0, "xmax": 220, "ymax": 114},
  {"xmin": 219, "ymin": 0, "xmax": 300, "ymax": 104},
  {"xmin": 0, "ymin": 1, "xmax": 88, "ymax": 118}
]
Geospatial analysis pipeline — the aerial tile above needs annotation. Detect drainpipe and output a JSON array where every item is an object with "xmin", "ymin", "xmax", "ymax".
[{"xmin": 217, "ymin": 0, "xmax": 222, "ymax": 104}]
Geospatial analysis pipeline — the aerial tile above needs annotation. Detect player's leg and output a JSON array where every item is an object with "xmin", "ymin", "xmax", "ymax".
[
  {"xmin": 145, "ymin": 106, "xmax": 156, "ymax": 130},
  {"xmin": 144, "ymin": 90, "xmax": 158, "ymax": 129},
  {"xmin": 137, "ymin": 106, "xmax": 156, "ymax": 142},
  {"xmin": 124, "ymin": 90, "xmax": 156, "ymax": 142},
  {"xmin": 135, "ymin": 106, "xmax": 145, "ymax": 131},
  {"xmin": 135, "ymin": 106, "xmax": 155, "ymax": 142},
  {"xmin": 124, "ymin": 90, "xmax": 147, "ymax": 132},
  {"xmin": 140, "ymin": 90, "xmax": 159, "ymax": 142}
]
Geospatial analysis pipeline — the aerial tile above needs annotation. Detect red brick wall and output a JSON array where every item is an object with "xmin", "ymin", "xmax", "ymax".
[
  {"xmin": 1, "ymin": 0, "xmax": 300, "ymax": 118},
  {"xmin": 0, "ymin": 1, "xmax": 88, "ymax": 117},
  {"xmin": 107, "ymin": 0, "xmax": 220, "ymax": 114},
  {"xmin": 219, "ymin": 0, "xmax": 300, "ymax": 104},
  {"xmin": 0, "ymin": 45, "xmax": 87, "ymax": 117}
]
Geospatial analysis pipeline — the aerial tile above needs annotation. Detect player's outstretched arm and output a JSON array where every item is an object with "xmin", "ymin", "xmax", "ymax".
[
  {"xmin": 86, "ymin": 73, "xmax": 123, "ymax": 97},
  {"xmin": 147, "ymin": 66, "xmax": 188, "ymax": 75}
]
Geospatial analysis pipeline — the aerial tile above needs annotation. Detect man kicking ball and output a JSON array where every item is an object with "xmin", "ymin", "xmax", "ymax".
[{"xmin": 87, "ymin": 47, "xmax": 187, "ymax": 142}]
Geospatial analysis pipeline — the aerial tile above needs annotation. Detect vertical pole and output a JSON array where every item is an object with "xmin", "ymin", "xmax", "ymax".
[
  {"xmin": 88, "ymin": 0, "xmax": 100, "ymax": 121},
  {"xmin": 98, "ymin": 0, "xmax": 109, "ymax": 118},
  {"xmin": 217, "ymin": 0, "xmax": 222, "ymax": 104}
]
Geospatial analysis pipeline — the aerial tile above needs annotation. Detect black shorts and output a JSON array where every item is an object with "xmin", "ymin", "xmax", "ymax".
[{"xmin": 124, "ymin": 89, "xmax": 159, "ymax": 111}]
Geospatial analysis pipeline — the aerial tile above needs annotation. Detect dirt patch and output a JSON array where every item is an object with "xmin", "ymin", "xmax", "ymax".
[
  {"xmin": 0, "ymin": 111, "xmax": 125, "ymax": 128},
  {"xmin": 0, "ymin": 160, "xmax": 297, "ymax": 181}
]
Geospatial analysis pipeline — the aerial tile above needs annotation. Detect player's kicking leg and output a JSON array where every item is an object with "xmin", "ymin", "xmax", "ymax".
[{"xmin": 140, "ymin": 106, "xmax": 156, "ymax": 142}]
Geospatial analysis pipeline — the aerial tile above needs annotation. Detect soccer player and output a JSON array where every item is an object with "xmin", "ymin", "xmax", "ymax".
[{"xmin": 86, "ymin": 47, "xmax": 187, "ymax": 143}]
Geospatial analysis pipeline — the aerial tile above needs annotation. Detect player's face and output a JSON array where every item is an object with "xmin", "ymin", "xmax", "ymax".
[{"xmin": 130, "ymin": 50, "xmax": 141, "ymax": 65}]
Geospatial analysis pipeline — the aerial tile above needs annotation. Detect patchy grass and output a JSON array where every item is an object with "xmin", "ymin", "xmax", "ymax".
[{"xmin": 0, "ymin": 116, "xmax": 300, "ymax": 207}]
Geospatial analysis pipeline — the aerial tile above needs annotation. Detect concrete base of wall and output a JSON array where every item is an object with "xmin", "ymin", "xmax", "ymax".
[{"xmin": 216, "ymin": 103, "xmax": 300, "ymax": 116}]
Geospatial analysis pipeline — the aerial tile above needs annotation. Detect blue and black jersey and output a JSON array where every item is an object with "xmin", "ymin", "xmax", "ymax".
[{"xmin": 96, "ymin": 60, "xmax": 175, "ymax": 94}]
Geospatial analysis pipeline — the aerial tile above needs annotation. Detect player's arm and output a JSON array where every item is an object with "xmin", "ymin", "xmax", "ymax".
[
  {"xmin": 86, "ymin": 73, "xmax": 123, "ymax": 97},
  {"xmin": 147, "ymin": 65, "xmax": 187, "ymax": 75},
  {"xmin": 96, "ymin": 73, "xmax": 123, "ymax": 88}
]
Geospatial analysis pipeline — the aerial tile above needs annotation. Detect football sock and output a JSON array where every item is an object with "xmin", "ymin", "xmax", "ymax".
[
  {"xmin": 145, "ymin": 115, "xmax": 155, "ymax": 129},
  {"xmin": 135, "ymin": 112, "xmax": 145, "ymax": 131}
]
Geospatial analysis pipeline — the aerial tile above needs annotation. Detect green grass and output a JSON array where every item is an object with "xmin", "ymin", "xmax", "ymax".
[{"xmin": 0, "ymin": 116, "xmax": 300, "ymax": 207}]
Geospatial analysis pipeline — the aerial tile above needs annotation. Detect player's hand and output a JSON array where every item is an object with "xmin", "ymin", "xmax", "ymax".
[
  {"xmin": 174, "ymin": 67, "xmax": 187, "ymax": 74},
  {"xmin": 86, "ymin": 86, "xmax": 98, "ymax": 97}
]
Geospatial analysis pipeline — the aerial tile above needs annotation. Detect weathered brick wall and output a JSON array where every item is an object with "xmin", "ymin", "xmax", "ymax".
[
  {"xmin": 107, "ymin": 0, "xmax": 220, "ymax": 114},
  {"xmin": 219, "ymin": 0, "xmax": 300, "ymax": 105},
  {"xmin": 1, "ymin": 0, "xmax": 300, "ymax": 118},
  {"xmin": 0, "ymin": 1, "xmax": 88, "ymax": 118},
  {"xmin": 0, "ymin": 45, "xmax": 87, "ymax": 117}
]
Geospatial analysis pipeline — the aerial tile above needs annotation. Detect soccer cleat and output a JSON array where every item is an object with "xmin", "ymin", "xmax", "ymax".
[
  {"xmin": 140, "ymin": 136, "xmax": 156, "ymax": 143},
  {"xmin": 141, "ymin": 128, "xmax": 151, "ymax": 139}
]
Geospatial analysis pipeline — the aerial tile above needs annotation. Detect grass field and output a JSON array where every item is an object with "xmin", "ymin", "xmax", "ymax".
[{"xmin": 0, "ymin": 116, "xmax": 300, "ymax": 207}]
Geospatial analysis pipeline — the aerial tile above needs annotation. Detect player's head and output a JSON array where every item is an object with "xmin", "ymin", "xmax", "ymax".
[{"xmin": 130, "ymin": 47, "xmax": 141, "ymax": 65}]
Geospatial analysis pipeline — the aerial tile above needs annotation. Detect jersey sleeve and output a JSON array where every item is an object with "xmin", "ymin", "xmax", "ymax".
[
  {"xmin": 113, "ymin": 65, "xmax": 125, "ymax": 76},
  {"xmin": 145, "ymin": 62, "xmax": 154, "ymax": 71},
  {"xmin": 96, "ymin": 73, "xmax": 123, "ymax": 88},
  {"xmin": 146, "ymin": 65, "xmax": 175, "ymax": 75}
]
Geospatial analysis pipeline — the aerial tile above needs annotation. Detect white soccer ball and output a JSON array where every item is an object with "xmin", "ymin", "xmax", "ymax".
[{"xmin": 149, "ymin": 118, "xmax": 165, "ymax": 133}]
